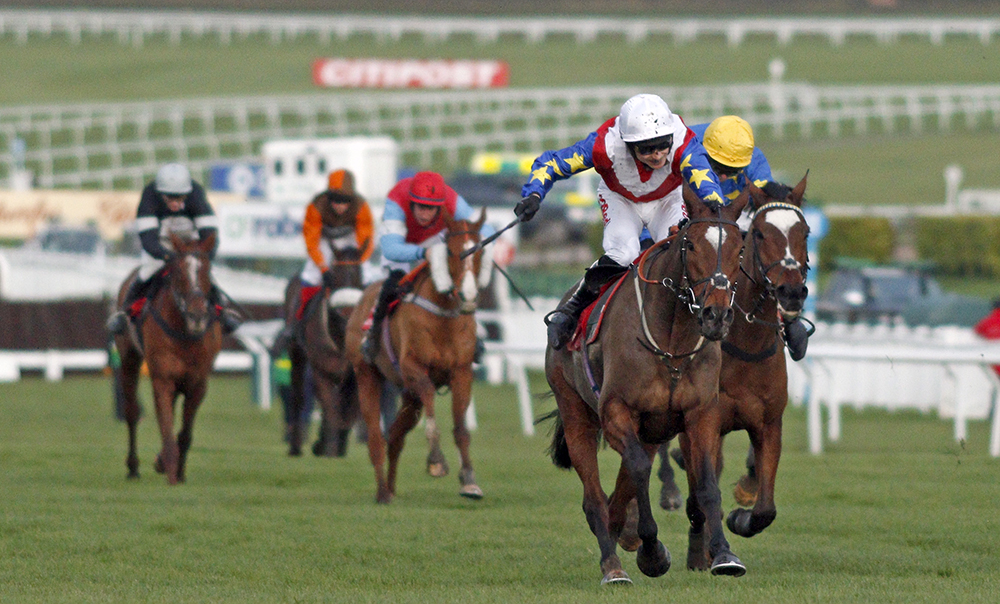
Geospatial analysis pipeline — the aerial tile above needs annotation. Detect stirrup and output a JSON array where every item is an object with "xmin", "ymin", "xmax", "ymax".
[
  {"xmin": 545, "ymin": 309, "xmax": 576, "ymax": 350},
  {"xmin": 220, "ymin": 309, "xmax": 242, "ymax": 335},
  {"xmin": 106, "ymin": 310, "xmax": 128, "ymax": 335}
]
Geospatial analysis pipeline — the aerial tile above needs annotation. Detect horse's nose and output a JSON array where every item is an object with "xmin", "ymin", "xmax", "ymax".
[
  {"xmin": 776, "ymin": 283, "xmax": 808, "ymax": 312},
  {"xmin": 700, "ymin": 305, "xmax": 734, "ymax": 340}
]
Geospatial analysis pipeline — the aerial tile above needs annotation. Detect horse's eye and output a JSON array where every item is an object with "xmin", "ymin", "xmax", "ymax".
[
  {"xmin": 754, "ymin": 230, "xmax": 764, "ymax": 240},
  {"xmin": 685, "ymin": 240, "xmax": 696, "ymax": 251}
]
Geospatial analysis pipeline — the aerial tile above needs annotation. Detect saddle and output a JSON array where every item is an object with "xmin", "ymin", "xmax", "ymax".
[{"xmin": 567, "ymin": 274, "xmax": 629, "ymax": 352}]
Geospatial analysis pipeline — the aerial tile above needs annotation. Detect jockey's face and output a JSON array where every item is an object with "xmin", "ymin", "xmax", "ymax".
[
  {"xmin": 708, "ymin": 157, "xmax": 743, "ymax": 182},
  {"xmin": 330, "ymin": 198, "xmax": 351, "ymax": 215},
  {"xmin": 163, "ymin": 194, "xmax": 186, "ymax": 212},
  {"xmin": 632, "ymin": 138, "xmax": 672, "ymax": 170},
  {"xmin": 412, "ymin": 202, "xmax": 440, "ymax": 227}
]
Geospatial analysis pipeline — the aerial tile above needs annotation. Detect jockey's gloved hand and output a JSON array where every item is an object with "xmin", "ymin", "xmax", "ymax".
[
  {"xmin": 322, "ymin": 270, "xmax": 337, "ymax": 289},
  {"xmin": 514, "ymin": 193, "xmax": 541, "ymax": 222}
]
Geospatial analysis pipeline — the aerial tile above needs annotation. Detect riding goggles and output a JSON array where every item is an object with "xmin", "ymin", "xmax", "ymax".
[{"xmin": 634, "ymin": 134, "xmax": 674, "ymax": 156}]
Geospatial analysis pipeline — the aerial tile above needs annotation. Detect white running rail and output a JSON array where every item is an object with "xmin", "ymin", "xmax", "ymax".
[
  {"xmin": 3, "ymin": 83, "xmax": 1000, "ymax": 189},
  {"xmin": 1, "ymin": 11, "xmax": 998, "ymax": 47}
]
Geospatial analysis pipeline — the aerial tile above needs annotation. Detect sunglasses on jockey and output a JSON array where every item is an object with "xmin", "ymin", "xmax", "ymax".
[
  {"xmin": 707, "ymin": 156, "xmax": 744, "ymax": 179},
  {"xmin": 632, "ymin": 134, "xmax": 674, "ymax": 156}
]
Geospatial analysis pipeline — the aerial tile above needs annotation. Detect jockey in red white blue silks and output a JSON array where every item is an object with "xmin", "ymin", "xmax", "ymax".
[
  {"xmin": 513, "ymin": 93, "xmax": 730, "ymax": 350},
  {"xmin": 360, "ymin": 171, "xmax": 496, "ymax": 363}
]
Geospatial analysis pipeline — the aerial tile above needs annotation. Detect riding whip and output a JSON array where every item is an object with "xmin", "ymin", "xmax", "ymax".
[{"xmin": 460, "ymin": 216, "xmax": 521, "ymax": 259}]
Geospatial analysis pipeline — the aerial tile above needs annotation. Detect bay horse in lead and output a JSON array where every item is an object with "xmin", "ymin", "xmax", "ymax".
[
  {"xmin": 113, "ymin": 232, "xmax": 222, "ymax": 484},
  {"xmin": 545, "ymin": 190, "xmax": 749, "ymax": 584}
]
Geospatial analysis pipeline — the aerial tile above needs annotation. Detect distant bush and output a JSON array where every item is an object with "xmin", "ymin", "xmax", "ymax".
[
  {"xmin": 818, "ymin": 217, "xmax": 895, "ymax": 272},
  {"xmin": 915, "ymin": 216, "xmax": 1000, "ymax": 278}
]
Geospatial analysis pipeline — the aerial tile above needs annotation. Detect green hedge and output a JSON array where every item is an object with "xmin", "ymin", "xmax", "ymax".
[
  {"xmin": 818, "ymin": 217, "xmax": 895, "ymax": 272},
  {"xmin": 914, "ymin": 216, "xmax": 1000, "ymax": 278}
]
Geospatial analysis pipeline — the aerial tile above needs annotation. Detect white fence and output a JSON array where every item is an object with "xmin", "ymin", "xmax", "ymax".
[
  {"xmin": 1, "ymin": 11, "xmax": 999, "ymax": 47},
  {"xmin": 3, "ymin": 82, "xmax": 1000, "ymax": 189}
]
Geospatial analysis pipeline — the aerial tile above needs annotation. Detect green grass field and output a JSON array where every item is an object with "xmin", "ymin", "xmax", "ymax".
[{"xmin": 1, "ymin": 374, "xmax": 998, "ymax": 603}]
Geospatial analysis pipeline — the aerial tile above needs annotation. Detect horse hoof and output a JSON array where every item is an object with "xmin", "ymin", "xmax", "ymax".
[
  {"xmin": 288, "ymin": 446, "xmax": 302, "ymax": 457},
  {"xmin": 733, "ymin": 475, "xmax": 758, "ymax": 507},
  {"xmin": 459, "ymin": 484, "xmax": 483, "ymax": 499},
  {"xmin": 427, "ymin": 462, "xmax": 449, "ymax": 478},
  {"xmin": 636, "ymin": 540, "xmax": 670, "ymax": 578},
  {"xmin": 153, "ymin": 455, "xmax": 165, "ymax": 474},
  {"xmin": 618, "ymin": 500, "xmax": 640, "ymax": 552},
  {"xmin": 618, "ymin": 532, "xmax": 640, "ymax": 553},
  {"xmin": 710, "ymin": 552, "xmax": 746, "ymax": 577},
  {"xmin": 659, "ymin": 483, "xmax": 683, "ymax": 511},
  {"xmin": 375, "ymin": 490, "xmax": 394, "ymax": 505},
  {"xmin": 600, "ymin": 570, "xmax": 633, "ymax": 586},
  {"xmin": 126, "ymin": 471, "xmax": 140, "ymax": 480}
]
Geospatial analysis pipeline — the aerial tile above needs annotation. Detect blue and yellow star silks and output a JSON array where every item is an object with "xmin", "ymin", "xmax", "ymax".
[
  {"xmin": 688, "ymin": 122, "xmax": 775, "ymax": 204},
  {"xmin": 522, "ymin": 132, "xmax": 598, "ymax": 199}
]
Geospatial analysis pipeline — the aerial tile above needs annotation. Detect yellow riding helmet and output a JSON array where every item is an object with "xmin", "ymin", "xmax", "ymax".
[{"xmin": 702, "ymin": 116, "xmax": 755, "ymax": 168}]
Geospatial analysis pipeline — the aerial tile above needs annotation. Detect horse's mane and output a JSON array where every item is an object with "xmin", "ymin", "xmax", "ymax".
[{"xmin": 761, "ymin": 181, "xmax": 792, "ymax": 201}]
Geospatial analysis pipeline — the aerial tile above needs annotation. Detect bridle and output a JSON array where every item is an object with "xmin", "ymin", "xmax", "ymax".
[
  {"xmin": 735, "ymin": 201, "xmax": 809, "ymax": 324},
  {"xmin": 405, "ymin": 225, "xmax": 482, "ymax": 317},
  {"xmin": 151, "ymin": 251, "xmax": 216, "ymax": 341}
]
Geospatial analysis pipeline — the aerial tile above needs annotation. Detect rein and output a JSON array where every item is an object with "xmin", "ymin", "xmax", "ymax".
[{"xmin": 148, "ymin": 261, "xmax": 217, "ymax": 343}]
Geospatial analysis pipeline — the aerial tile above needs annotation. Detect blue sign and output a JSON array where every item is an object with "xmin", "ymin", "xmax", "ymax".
[
  {"xmin": 802, "ymin": 207, "xmax": 828, "ymax": 318},
  {"xmin": 803, "ymin": 207, "xmax": 829, "ymax": 242},
  {"xmin": 209, "ymin": 163, "xmax": 266, "ymax": 199}
]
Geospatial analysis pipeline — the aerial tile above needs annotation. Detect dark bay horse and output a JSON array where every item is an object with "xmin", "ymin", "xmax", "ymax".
[
  {"xmin": 278, "ymin": 246, "xmax": 365, "ymax": 457},
  {"xmin": 345, "ymin": 210, "xmax": 491, "ymax": 504},
  {"xmin": 545, "ymin": 191, "xmax": 749, "ymax": 585},
  {"xmin": 113, "ymin": 232, "xmax": 222, "ymax": 485}
]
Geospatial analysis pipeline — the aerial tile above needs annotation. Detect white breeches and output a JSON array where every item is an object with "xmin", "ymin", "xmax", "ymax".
[{"xmin": 597, "ymin": 181, "xmax": 686, "ymax": 266}]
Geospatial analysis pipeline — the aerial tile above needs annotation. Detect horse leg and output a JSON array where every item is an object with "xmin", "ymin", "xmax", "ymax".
[
  {"xmin": 448, "ymin": 365, "xmax": 482, "ymax": 499},
  {"xmin": 310, "ymin": 372, "xmax": 341, "ymax": 457},
  {"xmin": 150, "ymin": 378, "xmax": 181, "ymax": 485},
  {"xmin": 727, "ymin": 420, "xmax": 781, "ymax": 538},
  {"xmin": 603, "ymin": 400, "xmax": 670, "ymax": 579},
  {"xmin": 733, "ymin": 443, "xmax": 759, "ymax": 507},
  {"xmin": 287, "ymin": 345, "xmax": 308, "ymax": 457},
  {"xmin": 384, "ymin": 390, "xmax": 422, "ymax": 499},
  {"xmin": 657, "ymin": 441, "xmax": 683, "ymax": 511},
  {"xmin": 607, "ymin": 463, "xmax": 640, "ymax": 552},
  {"xmin": 399, "ymin": 360, "xmax": 447, "ymax": 478},
  {"xmin": 175, "ymin": 380, "xmax": 207, "ymax": 484},
  {"xmin": 684, "ymin": 420, "xmax": 745, "ymax": 577},
  {"xmin": 119, "ymin": 345, "xmax": 143, "ymax": 480},
  {"xmin": 356, "ymin": 365, "xmax": 392, "ymax": 503}
]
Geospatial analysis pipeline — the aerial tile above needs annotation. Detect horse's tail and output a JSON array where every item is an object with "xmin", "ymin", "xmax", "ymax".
[{"xmin": 536, "ymin": 407, "xmax": 573, "ymax": 470}]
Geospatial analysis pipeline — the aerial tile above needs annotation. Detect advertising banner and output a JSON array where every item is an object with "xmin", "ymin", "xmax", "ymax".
[
  {"xmin": 312, "ymin": 58, "xmax": 509, "ymax": 89},
  {"xmin": 215, "ymin": 203, "xmax": 307, "ymax": 259}
]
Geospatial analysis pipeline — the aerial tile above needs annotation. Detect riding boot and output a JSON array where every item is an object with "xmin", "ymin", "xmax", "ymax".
[
  {"xmin": 545, "ymin": 255, "xmax": 628, "ymax": 350},
  {"xmin": 106, "ymin": 278, "xmax": 146, "ymax": 335},
  {"xmin": 361, "ymin": 270, "xmax": 406, "ymax": 363},
  {"xmin": 210, "ymin": 285, "xmax": 243, "ymax": 335},
  {"xmin": 783, "ymin": 317, "xmax": 809, "ymax": 362}
]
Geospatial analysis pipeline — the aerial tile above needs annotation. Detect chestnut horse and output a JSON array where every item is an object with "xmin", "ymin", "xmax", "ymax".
[
  {"xmin": 345, "ymin": 210, "xmax": 491, "ymax": 504},
  {"xmin": 278, "ymin": 246, "xmax": 365, "ymax": 457},
  {"xmin": 113, "ymin": 233, "xmax": 222, "ymax": 485},
  {"xmin": 545, "ymin": 191, "xmax": 749, "ymax": 585},
  {"xmin": 653, "ymin": 175, "xmax": 810, "ymax": 557}
]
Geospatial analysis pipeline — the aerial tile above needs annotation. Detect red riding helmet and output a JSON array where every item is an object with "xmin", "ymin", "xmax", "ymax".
[{"xmin": 409, "ymin": 171, "xmax": 447, "ymax": 206}]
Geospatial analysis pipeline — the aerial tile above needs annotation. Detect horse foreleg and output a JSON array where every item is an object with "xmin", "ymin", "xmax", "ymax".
[
  {"xmin": 607, "ymin": 463, "xmax": 640, "ymax": 552},
  {"xmin": 448, "ymin": 365, "xmax": 481, "ymax": 499},
  {"xmin": 400, "ymin": 360, "xmax": 447, "ymax": 478},
  {"xmin": 684, "ymin": 420, "xmax": 745, "ymax": 577},
  {"xmin": 286, "ymin": 345, "xmax": 308, "ymax": 457},
  {"xmin": 385, "ymin": 391, "xmax": 422, "ymax": 498},
  {"xmin": 356, "ymin": 365, "xmax": 391, "ymax": 503},
  {"xmin": 175, "ymin": 380, "xmax": 207, "ymax": 483},
  {"xmin": 728, "ymin": 420, "xmax": 781, "ymax": 538},
  {"xmin": 602, "ymin": 400, "xmax": 669, "ymax": 579},
  {"xmin": 150, "ymin": 378, "xmax": 181, "ymax": 485},
  {"xmin": 733, "ymin": 442, "xmax": 758, "ymax": 507},
  {"xmin": 311, "ymin": 371, "xmax": 343, "ymax": 457},
  {"xmin": 119, "ymin": 348, "xmax": 143, "ymax": 480}
]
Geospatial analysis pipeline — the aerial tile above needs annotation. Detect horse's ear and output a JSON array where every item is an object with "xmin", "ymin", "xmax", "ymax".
[
  {"xmin": 682, "ymin": 181, "xmax": 704, "ymax": 219},
  {"xmin": 724, "ymin": 185, "xmax": 750, "ymax": 222},
  {"xmin": 474, "ymin": 207, "xmax": 487, "ymax": 231},
  {"xmin": 789, "ymin": 170, "xmax": 809, "ymax": 207}
]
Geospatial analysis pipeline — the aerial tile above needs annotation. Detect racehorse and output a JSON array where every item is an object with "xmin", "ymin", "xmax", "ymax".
[
  {"xmin": 654, "ymin": 175, "xmax": 810, "ymax": 551},
  {"xmin": 113, "ymin": 232, "xmax": 223, "ymax": 485},
  {"xmin": 344, "ymin": 210, "xmax": 491, "ymax": 504},
  {"xmin": 278, "ymin": 246, "xmax": 365, "ymax": 457},
  {"xmin": 545, "ymin": 189, "xmax": 749, "ymax": 584}
]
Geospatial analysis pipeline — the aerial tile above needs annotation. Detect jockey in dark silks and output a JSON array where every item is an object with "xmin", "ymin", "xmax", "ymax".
[
  {"xmin": 106, "ymin": 163, "xmax": 242, "ymax": 336},
  {"xmin": 360, "ymin": 171, "xmax": 495, "ymax": 364}
]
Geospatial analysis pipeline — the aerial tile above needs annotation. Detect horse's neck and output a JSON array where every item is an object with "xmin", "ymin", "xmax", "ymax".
[{"xmin": 641, "ymin": 246, "xmax": 698, "ymax": 344}]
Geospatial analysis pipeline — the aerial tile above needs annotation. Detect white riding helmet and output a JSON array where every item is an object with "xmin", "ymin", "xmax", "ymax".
[
  {"xmin": 155, "ymin": 163, "xmax": 193, "ymax": 196},
  {"xmin": 618, "ymin": 94, "xmax": 681, "ymax": 143}
]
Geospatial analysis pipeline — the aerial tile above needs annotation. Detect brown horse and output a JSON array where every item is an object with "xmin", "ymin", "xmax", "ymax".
[
  {"xmin": 278, "ymin": 246, "xmax": 365, "ymax": 457},
  {"xmin": 345, "ymin": 210, "xmax": 490, "ymax": 504},
  {"xmin": 653, "ymin": 175, "xmax": 810, "ymax": 556},
  {"xmin": 545, "ymin": 190, "xmax": 749, "ymax": 585},
  {"xmin": 114, "ymin": 232, "xmax": 223, "ymax": 485}
]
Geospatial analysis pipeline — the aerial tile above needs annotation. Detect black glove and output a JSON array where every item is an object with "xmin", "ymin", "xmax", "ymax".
[
  {"xmin": 322, "ymin": 270, "xmax": 337, "ymax": 289},
  {"xmin": 514, "ymin": 193, "xmax": 541, "ymax": 222}
]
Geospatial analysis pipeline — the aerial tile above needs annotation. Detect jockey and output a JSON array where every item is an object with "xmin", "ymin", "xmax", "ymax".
[
  {"xmin": 691, "ymin": 115, "xmax": 809, "ymax": 361},
  {"xmin": 514, "ymin": 93, "xmax": 729, "ymax": 350},
  {"xmin": 300, "ymin": 168, "xmax": 374, "ymax": 300},
  {"xmin": 106, "ymin": 163, "xmax": 241, "ymax": 335},
  {"xmin": 360, "ymin": 171, "xmax": 495, "ymax": 363}
]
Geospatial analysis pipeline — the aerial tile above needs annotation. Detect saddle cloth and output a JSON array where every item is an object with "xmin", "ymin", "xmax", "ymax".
[{"xmin": 567, "ymin": 274, "xmax": 629, "ymax": 352}]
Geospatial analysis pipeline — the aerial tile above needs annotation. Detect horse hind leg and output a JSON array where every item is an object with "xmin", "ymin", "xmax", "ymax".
[
  {"xmin": 616, "ymin": 432, "xmax": 670, "ymax": 578},
  {"xmin": 733, "ymin": 443, "xmax": 759, "ymax": 507},
  {"xmin": 118, "ymin": 346, "xmax": 143, "ymax": 480},
  {"xmin": 385, "ymin": 391, "xmax": 423, "ymax": 499},
  {"xmin": 657, "ymin": 442, "xmax": 683, "ymax": 511}
]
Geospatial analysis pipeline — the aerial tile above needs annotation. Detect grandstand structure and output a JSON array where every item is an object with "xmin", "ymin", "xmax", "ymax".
[{"xmin": 2, "ymin": 82, "xmax": 999, "ymax": 190}]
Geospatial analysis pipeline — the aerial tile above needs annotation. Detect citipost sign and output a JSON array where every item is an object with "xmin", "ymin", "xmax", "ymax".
[
  {"xmin": 312, "ymin": 58, "xmax": 509, "ymax": 89},
  {"xmin": 216, "ymin": 204, "xmax": 307, "ymax": 259}
]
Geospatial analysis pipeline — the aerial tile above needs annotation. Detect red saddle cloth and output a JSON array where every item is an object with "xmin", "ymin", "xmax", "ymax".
[
  {"xmin": 128, "ymin": 298, "xmax": 147, "ymax": 318},
  {"xmin": 296, "ymin": 285, "xmax": 322, "ymax": 320},
  {"xmin": 566, "ymin": 275, "xmax": 628, "ymax": 352}
]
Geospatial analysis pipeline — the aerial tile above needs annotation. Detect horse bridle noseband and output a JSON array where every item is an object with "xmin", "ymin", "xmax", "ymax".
[
  {"xmin": 406, "ymin": 227, "xmax": 482, "ymax": 316},
  {"xmin": 736, "ymin": 201, "xmax": 809, "ymax": 324}
]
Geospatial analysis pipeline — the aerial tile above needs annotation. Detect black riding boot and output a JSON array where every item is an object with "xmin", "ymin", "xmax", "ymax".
[
  {"xmin": 210, "ymin": 285, "xmax": 243, "ymax": 335},
  {"xmin": 106, "ymin": 278, "xmax": 147, "ymax": 335},
  {"xmin": 783, "ymin": 317, "xmax": 809, "ymax": 362},
  {"xmin": 361, "ymin": 270, "xmax": 405, "ymax": 363},
  {"xmin": 545, "ymin": 255, "xmax": 628, "ymax": 350}
]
